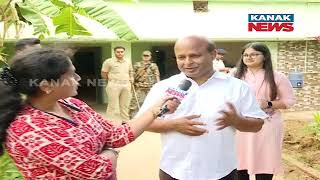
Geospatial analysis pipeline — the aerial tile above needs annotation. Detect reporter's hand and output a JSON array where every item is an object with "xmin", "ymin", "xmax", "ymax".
[
  {"xmin": 215, "ymin": 102, "xmax": 241, "ymax": 130},
  {"xmin": 152, "ymin": 96, "xmax": 181, "ymax": 115},
  {"xmin": 173, "ymin": 115, "xmax": 208, "ymax": 136},
  {"xmin": 100, "ymin": 149, "xmax": 119, "ymax": 171},
  {"xmin": 257, "ymin": 99, "xmax": 268, "ymax": 109},
  {"xmin": 165, "ymin": 98, "xmax": 181, "ymax": 114}
]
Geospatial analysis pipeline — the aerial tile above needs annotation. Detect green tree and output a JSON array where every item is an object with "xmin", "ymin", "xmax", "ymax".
[
  {"xmin": 0, "ymin": 0, "xmax": 21, "ymax": 66},
  {"xmin": 17, "ymin": 0, "xmax": 138, "ymax": 41},
  {"xmin": 0, "ymin": 0, "xmax": 138, "ymax": 66}
]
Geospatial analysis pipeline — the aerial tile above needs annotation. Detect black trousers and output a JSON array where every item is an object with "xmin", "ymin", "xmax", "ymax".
[
  {"xmin": 159, "ymin": 169, "xmax": 237, "ymax": 180},
  {"xmin": 237, "ymin": 170, "xmax": 273, "ymax": 180}
]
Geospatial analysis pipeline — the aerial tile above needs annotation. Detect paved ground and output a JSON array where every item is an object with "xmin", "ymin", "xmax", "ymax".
[{"xmin": 93, "ymin": 103, "xmax": 316, "ymax": 180}]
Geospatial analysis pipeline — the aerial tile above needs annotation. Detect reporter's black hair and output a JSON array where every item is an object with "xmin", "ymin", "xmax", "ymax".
[{"xmin": 15, "ymin": 38, "xmax": 41, "ymax": 52}]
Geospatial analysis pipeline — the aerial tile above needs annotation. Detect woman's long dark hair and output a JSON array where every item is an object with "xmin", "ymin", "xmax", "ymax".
[
  {"xmin": 0, "ymin": 48, "xmax": 70, "ymax": 155},
  {"xmin": 235, "ymin": 42, "xmax": 277, "ymax": 100}
]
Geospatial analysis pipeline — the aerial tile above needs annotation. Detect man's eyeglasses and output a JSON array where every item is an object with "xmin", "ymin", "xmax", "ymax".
[
  {"xmin": 143, "ymin": 54, "xmax": 151, "ymax": 57},
  {"xmin": 242, "ymin": 53, "xmax": 263, "ymax": 58}
]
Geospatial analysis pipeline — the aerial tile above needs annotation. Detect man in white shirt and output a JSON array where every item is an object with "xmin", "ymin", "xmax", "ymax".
[
  {"xmin": 137, "ymin": 36, "xmax": 267, "ymax": 180},
  {"xmin": 212, "ymin": 48, "xmax": 230, "ymax": 73}
]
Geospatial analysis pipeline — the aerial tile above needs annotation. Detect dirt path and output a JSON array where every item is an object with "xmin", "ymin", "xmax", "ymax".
[
  {"xmin": 117, "ymin": 132, "xmax": 161, "ymax": 180},
  {"xmin": 116, "ymin": 134, "xmax": 317, "ymax": 180}
]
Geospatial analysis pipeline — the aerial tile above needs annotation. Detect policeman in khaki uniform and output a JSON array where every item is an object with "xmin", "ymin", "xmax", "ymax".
[
  {"xmin": 101, "ymin": 46, "xmax": 134, "ymax": 124},
  {"xmin": 129, "ymin": 50, "xmax": 160, "ymax": 118}
]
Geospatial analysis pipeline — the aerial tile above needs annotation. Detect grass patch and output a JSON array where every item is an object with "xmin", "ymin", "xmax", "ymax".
[{"xmin": 0, "ymin": 150, "xmax": 22, "ymax": 180}]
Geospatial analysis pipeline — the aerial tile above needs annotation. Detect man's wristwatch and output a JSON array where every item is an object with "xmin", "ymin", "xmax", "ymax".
[{"xmin": 267, "ymin": 101, "xmax": 273, "ymax": 108}]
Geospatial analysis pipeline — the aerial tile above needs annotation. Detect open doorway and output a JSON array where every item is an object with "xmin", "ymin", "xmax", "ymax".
[
  {"xmin": 152, "ymin": 45, "xmax": 179, "ymax": 79},
  {"xmin": 73, "ymin": 47, "xmax": 102, "ymax": 105}
]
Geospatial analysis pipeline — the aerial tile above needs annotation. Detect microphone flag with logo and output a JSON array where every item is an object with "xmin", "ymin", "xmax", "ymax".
[{"xmin": 157, "ymin": 79, "xmax": 192, "ymax": 117}]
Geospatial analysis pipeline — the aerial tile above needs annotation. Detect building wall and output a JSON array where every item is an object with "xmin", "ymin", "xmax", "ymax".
[
  {"xmin": 214, "ymin": 42, "xmax": 249, "ymax": 66},
  {"xmin": 131, "ymin": 42, "xmax": 154, "ymax": 62},
  {"xmin": 277, "ymin": 40, "xmax": 320, "ymax": 111},
  {"xmin": 131, "ymin": 42, "xmax": 175, "ymax": 63},
  {"xmin": 108, "ymin": 1, "xmax": 320, "ymax": 41}
]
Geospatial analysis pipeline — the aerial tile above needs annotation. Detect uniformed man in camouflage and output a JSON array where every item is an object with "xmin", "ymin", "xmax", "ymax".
[
  {"xmin": 129, "ymin": 50, "xmax": 160, "ymax": 118},
  {"xmin": 101, "ymin": 46, "xmax": 134, "ymax": 124}
]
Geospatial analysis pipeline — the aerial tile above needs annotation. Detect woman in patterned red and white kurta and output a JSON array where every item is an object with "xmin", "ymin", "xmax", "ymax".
[
  {"xmin": 235, "ymin": 43, "xmax": 296, "ymax": 180},
  {"xmin": 0, "ymin": 48, "xmax": 179, "ymax": 180},
  {"xmin": 6, "ymin": 98, "xmax": 134, "ymax": 180}
]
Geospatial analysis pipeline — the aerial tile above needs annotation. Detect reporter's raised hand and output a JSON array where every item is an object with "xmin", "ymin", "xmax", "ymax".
[
  {"xmin": 257, "ymin": 99, "xmax": 268, "ymax": 109},
  {"xmin": 215, "ymin": 102, "xmax": 240, "ymax": 130},
  {"xmin": 151, "ymin": 96, "xmax": 181, "ymax": 116},
  {"xmin": 173, "ymin": 115, "xmax": 208, "ymax": 136},
  {"xmin": 165, "ymin": 98, "xmax": 181, "ymax": 114}
]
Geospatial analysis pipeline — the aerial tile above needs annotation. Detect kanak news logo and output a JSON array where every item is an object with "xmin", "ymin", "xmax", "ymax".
[
  {"xmin": 165, "ymin": 88, "xmax": 188, "ymax": 101},
  {"xmin": 248, "ymin": 14, "xmax": 294, "ymax": 32}
]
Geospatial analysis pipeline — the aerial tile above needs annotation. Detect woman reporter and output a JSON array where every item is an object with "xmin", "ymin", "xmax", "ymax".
[{"xmin": 0, "ymin": 48, "xmax": 178, "ymax": 179}]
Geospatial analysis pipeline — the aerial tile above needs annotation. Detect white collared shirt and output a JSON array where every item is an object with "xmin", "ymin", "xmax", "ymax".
[
  {"xmin": 212, "ymin": 59, "xmax": 226, "ymax": 71},
  {"xmin": 137, "ymin": 72, "xmax": 267, "ymax": 180}
]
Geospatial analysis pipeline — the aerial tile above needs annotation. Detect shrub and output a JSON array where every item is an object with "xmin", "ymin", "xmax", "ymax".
[
  {"xmin": 0, "ymin": 149, "xmax": 22, "ymax": 180},
  {"xmin": 309, "ymin": 112, "xmax": 320, "ymax": 140}
]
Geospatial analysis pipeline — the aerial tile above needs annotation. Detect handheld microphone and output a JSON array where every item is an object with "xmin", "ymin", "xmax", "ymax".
[{"xmin": 157, "ymin": 79, "xmax": 192, "ymax": 117}]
